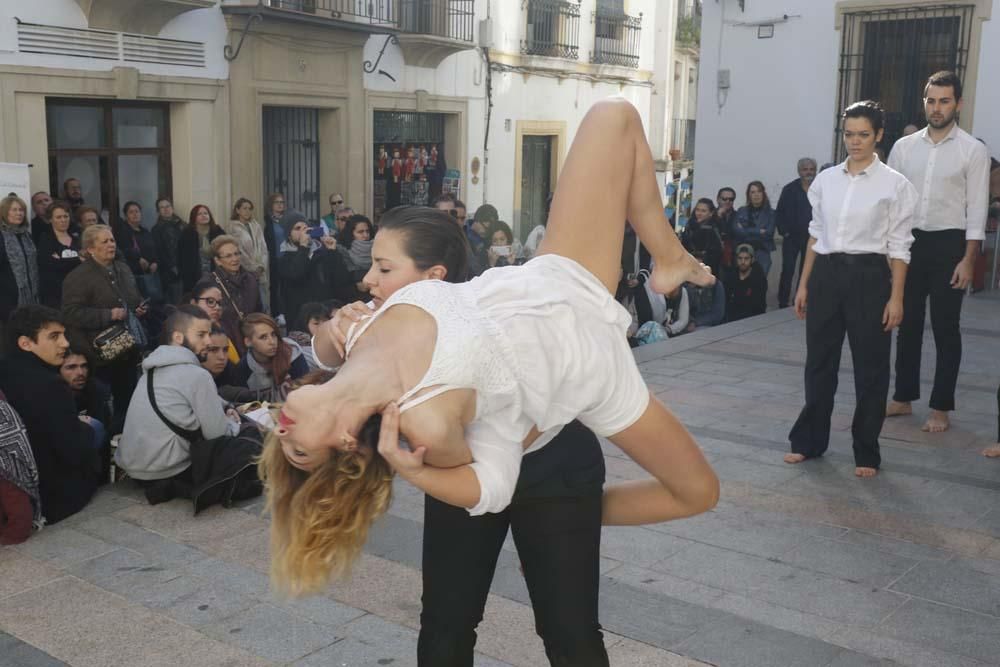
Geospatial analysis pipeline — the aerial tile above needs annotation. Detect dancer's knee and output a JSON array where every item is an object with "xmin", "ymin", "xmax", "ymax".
[{"xmin": 583, "ymin": 97, "xmax": 641, "ymax": 135}]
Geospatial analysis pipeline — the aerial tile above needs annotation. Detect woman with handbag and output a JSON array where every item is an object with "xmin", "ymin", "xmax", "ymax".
[
  {"xmin": 209, "ymin": 235, "xmax": 261, "ymax": 357},
  {"xmin": 63, "ymin": 225, "xmax": 149, "ymax": 434}
]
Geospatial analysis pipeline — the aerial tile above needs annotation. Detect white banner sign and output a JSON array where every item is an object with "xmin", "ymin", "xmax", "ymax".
[{"xmin": 0, "ymin": 162, "xmax": 31, "ymax": 204}]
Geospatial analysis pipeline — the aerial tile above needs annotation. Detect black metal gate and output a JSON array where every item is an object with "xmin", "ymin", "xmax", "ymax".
[
  {"xmin": 262, "ymin": 106, "xmax": 320, "ymax": 221},
  {"xmin": 834, "ymin": 4, "xmax": 974, "ymax": 160}
]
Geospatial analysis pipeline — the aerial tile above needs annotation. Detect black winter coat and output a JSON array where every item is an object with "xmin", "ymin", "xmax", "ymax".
[{"xmin": 178, "ymin": 224, "xmax": 224, "ymax": 293}]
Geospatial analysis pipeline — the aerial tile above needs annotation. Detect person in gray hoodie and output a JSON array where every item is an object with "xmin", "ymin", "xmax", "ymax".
[{"xmin": 117, "ymin": 305, "xmax": 240, "ymax": 499}]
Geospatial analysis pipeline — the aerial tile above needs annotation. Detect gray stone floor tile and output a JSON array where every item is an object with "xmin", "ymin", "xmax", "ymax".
[
  {"xmin": 835, "ymin": 530, "xmax": 955, "ymax": 562},
  {"xmin": 672, "ymin": 617, "xmax": 845, "ymax": 667},
  {"xmin": 829, "ymin": 626, "xmax": 995, "ymax": 667},
  {"xmin": 598, "ymin": 578, "xmax": 725, "ymax": 649},
  {"xmin": 875, "ymin": 598, "xmax": 1000, "ymax": 663},
  {"xmin": 824, "ymin": 652, "xmax": 900, "ymax": 666},
  {"xmin": 292, "ymin": 613, "xmax": 416, "ymax": 666},
  {"xmin": 779, "ymin": 536, "xmax": 920, "ymax": 588},
  {"xmin": 600, "ymin": 525, "xmax": 697, "ymax": 568},
  {"xmin": 364, "ymin": 513, "xmax": 426, "ymax": 559},
  {"xmin": 14, "ymin": 526, "xmax": 117, "ymax": 568},
  {"xmin": 181, "ymin": 556, "xmax": 271, "ymax": 598},
  {"xmin": 130, "ymin": 574, "xmax": 257, "ymax": 628},
  {"xmin": 0, "ymin": 630, "xmax": 69, "ymax": 667},
  {"xmin": 69, "ymin": 547, "xmax": 177, "ymax": 587},
  {"xmin": 75, "ymin": 515, "xmax": 208, "ymax": 566},
  {"xmin": 274, "ymin": 592, "xmax": 368, "ymax": 628},
  {"xmin": 203, "ymin": 602, "xmax": 339, "ymax": 663},
  {"xmin": 706, "ymin": 457, "xmax": 807, "ymax": 488},
  {"xmin": 650, "ymin": 513, "xmax": 807, "ymax": 559},
  {"xmin": 889, "ymin": 559, "xmax": 1000, "ymax": 617}
]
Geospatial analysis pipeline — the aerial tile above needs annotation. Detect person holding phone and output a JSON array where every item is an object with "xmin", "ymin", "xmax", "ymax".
[{"xmin": 486, "ymin": 221, "xmax": 523, "ymax": 268}]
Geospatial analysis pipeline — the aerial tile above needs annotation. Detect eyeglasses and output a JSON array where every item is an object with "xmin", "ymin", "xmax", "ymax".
[
  {"xmin": 331, "ymin": 199, "xmax": 344, "ymax": 206},
  {"xmin": 196, "ymin": 297, "xmax": 222, "ymax": 308},
  {"xmin": 218, "ymin": 251, "xmax": 241, "ymax": 260},
  {"xmin": 719, "ymin": 197, "xmax": 735, "ymax": 202},
  {"xmin": 273, "ymin": 200, "xmax": 285, "ymax": 205}
]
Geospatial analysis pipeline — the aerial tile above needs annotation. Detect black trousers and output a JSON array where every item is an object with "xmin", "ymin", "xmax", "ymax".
[
  {"xmin": 96, "ymin": 351, "xmax": 140, "ymax": 435},
  {"xmin": 893, "ymin": 228, "xmax": 967, "ymax": 411},
  {"xmin": 789, "ymin": 254, "xmax": 891, "ymax": 468},
  {"xmin": 417, "ymin": 420, "xmax": 608, "ymax": 667},
  {"xmin": 778, "ymin": 234, "xmax": 808, "ymax": 308}
]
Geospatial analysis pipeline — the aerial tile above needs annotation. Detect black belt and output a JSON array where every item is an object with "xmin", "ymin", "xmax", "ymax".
[{"xmin": 822, "ymin": 252, "xmax": 886, "ymax": 267}]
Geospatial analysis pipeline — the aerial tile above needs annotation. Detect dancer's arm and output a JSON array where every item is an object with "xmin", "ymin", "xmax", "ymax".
[{"xmin": 603, "ymin": 394, "xmax": 719, "ymax": 525}]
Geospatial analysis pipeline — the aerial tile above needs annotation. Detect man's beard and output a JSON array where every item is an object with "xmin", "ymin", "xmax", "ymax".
[
  {"xmin": 927, "ymin": 109, "xmax": 956, "ymax": 129},
  {"xmin": 183, "ymin": 337, "xmax": 209, "ymax": 362}
]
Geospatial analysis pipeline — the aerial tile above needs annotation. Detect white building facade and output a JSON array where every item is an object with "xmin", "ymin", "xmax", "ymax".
[{"xmin": 693, "ymin": 0, "xmax": 998, "ymax": 204}]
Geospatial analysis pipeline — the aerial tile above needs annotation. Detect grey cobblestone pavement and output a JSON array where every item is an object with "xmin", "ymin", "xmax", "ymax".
[{"xmin": 2, "ymin": 292, "xmax": 1000, "ymax": 666}]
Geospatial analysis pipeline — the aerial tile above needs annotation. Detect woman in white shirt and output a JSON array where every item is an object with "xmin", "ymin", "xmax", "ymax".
[{"xmin": 784, "ymin": 101, "xmax": 917, "ymax": 478}]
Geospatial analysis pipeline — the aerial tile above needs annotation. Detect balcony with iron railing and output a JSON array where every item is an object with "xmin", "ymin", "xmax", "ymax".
[
  {"xmin": 246, "ymin": 0, "xmax": 476, "ymax": 66},
  {"xmin": 521, "ymin": 0, "xmax": 581, "ymax": 60},
  {"xmin": 591, "ymin": 8, "xmax": 642, "ymax": 68}
]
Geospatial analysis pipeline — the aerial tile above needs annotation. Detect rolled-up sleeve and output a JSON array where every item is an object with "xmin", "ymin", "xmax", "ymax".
[
  {"xmin": 965, "ymin": 142, "xmax": 990, "ymax": 241},
  {"xmin": 806, "ymin": 176, "xmax": 824, "ymax": 241},
  {"xmin": 888, "ymin": 178, "xmax": 918, "ymax": 263},
  {"xmin": 465, "ymin": 420, "xmax": 524, "ymax": 516}
]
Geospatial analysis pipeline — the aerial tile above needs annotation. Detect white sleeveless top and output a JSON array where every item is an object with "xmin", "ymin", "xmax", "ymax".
[{"xmin": 345, "ymin": 254, "xmax": 650, "ymax": 515}]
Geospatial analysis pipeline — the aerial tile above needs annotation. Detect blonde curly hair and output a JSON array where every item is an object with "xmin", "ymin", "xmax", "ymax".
[{"xmin": 258, "ymin": 408, "xmax": 393, "ymax": 597}]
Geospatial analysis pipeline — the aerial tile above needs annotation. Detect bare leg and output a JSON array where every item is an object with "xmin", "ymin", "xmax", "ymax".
[
  {"xmin": 886, "ymin": 400, "xmax": 912, "ymax": 417},
  {"xmin": 537, "ymin": 98, "xmax": 712, "ymax": 295},
  {"xmin": 921, "ymin": 409, "xmax": 950, "ymax": 433}
]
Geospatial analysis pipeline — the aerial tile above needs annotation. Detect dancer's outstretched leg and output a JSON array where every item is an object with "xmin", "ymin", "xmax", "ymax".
[{"xmin": 537, "ymin": 97, "xmax": 713, "ymax": 295}]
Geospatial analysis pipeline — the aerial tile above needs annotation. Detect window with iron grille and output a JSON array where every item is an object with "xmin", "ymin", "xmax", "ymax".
[
  {"xmin": 591, "ymin": 5, "xmax": 642, "ymax": 68},
  {"xmin": 834, "ymin": 4, "xmax": 975, "ymax": 160},
  {"xmin": 522, "ymin": 0, "xmax": 581, "ymax": 59}
]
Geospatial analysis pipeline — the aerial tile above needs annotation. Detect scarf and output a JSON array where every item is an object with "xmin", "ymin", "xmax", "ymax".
[
  {"xmin": 0, "ymin": 221, "xmax": 39, "ymax": 307},
  {"xmin": 347, "ymin": 239, "xmax": 374, "ymax": 272},
  {"xmin": 0, "ymin": 398, "xmax": 43, "ymax": 529}
]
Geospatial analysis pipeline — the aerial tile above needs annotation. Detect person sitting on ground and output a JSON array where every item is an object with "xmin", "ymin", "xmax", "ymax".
[
  {"xmin": 0, "ymin": 390, "xmax": 41, "ymax": 544},
  {"xmin": 116, "ymin": 305, "xmax": 249, "ymax": 506},
  {"xmin": 287, "ymin": 302, "xmax": 330, "ymax": 371},
  {"xmin": 486, "ymin": 221, "xmax": 524, "ymax": 268},
  {"xmin": 0, "ymin": 306, "xmax": 101, "ymax": 525},
  {"xmin": 188, "ymin": 279, "xmax": 239, "ymax": 364},
  {"xmin": 59, "ymin": 346, "xmax": 113, "ymax": 438},
  {"xmin": 233, "ymin": 312, "xmax": 309, "ymax": 401},
  {"xmin": 201, "ymin": 326, "xmax": 257, "ymax": 404},
  {"xmin": 725, "ymin": 243, "xmax": 768, "ymax": 322}
]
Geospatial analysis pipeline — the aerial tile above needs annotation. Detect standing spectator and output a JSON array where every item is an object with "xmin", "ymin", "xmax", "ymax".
[
  {"xmin": 776, "ymin": 159, "xmax": 817, "ymax": 308},
  {"xmin": 233, "ymin": 312, "xmax": 309, "ymax": 401},
  {"xmin": 278, "ymin": 212, "xmax": 322, "ymax": 330},
  {"xmin": 0, "ymin": 196, "xmax": 40, "ymax": 337},
  {"xmin": 725, "ymin": 244, "xmax": 767, "ymax": 322},
  {"xmin": 680, "ymin": 198, "xmax": 724, "ymax": 277},
  {"xmin": 0, "ymin": 306, "xmax": 100, "ymax": 524},
  {"xmin": 209, "ymin": 235, "xmax": 260, "ymax": 357},
  {"xmin": 715, "ymin": 186, "xmax": 738, "ymax": 268},
  {"xmin": 36, "ymin": 201, "xmax": 83, "ymax": 308},
  {"xmin": 62, "ymin": 178, "xmax": 84, "ymax": 216},
  {"xmin": 178, "ymin": 204, "xmax": 224, "ymax": 293},
  {"xmin": 432, "ymin": 193, "xmax": 456, "ymax": 215},
  {"xmin": 151, "ymin": 197, "xmax": 186, "ymax": 305},
  {"xmin": 335, "ymin": 207, "xmax": 355, "ymax": 234},
  {"xmin": 62, "ymin": 225, "xmax": 149, "ymax": 434},
  {"xmin": 454, "ymin": 200, "xmax": 468, "ymax": 228},
  {"xmin": 116, "ymin": 201, "xmax": 161, "ymax": 302},
  {"xmin": 224, "ymin": 198, "xmax": 270, "ymax": 315},
  {"xmin": 30, "ymin": 191, "xmax": 52, "ymax": 240},
  {"xmin": 486, "ymin": 221, "xmax": 524, "ymax": 268},
  {"xmin": 320, "ymin": 193, "xmax": 344, "ymax": 235},
  {"xmin": 188, "ymin": 279, "xmax": 239, "ymax": 364},
  {"xmin": 733, "ymin": 181, "xmax": 777, "ymax": 276},
  {"xmin": 263, "ymin": 193, "xmax": 286, "ymax": 315},
  {"xmin": 76, "ymin": 206, "xmax": 101, "ymax": 232},
  {"xmin": 786, "ymin": 100, "xmax": 916, "ymax": 478},
  {"xmin": 886, "ymin": 71, "xmax": 990, "ymax": 433},
  {"xmin": 337, "ymin": 214, "xmax": 374, "ymax": 286}
]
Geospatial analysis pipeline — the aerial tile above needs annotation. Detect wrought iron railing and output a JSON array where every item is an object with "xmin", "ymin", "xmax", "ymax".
[
  {"xmin": 591, "ymin": 9, "xmax": 642, "ymax": 68},
  {"xmin": 521, "ymin": 0, "xmax": 581, "ymax": 59},
  {"xmin": 264, "ymin": 0, "xmax": 475, "ymax": 41}
]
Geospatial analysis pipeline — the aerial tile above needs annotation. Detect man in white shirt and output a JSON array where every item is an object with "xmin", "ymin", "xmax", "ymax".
[
  {"xmin": 785, "ymin": 101, "xmax": 917, "ymax": 478},
  {"xmin": 885, "ymin": 71, "xmax": 990, "ymax": 434}
]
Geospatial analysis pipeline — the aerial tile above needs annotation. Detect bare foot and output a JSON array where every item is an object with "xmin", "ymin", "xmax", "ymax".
[
  {"xmin": 855, "ymin": 467, "xmax": 878, "ymax": 478},
  {"xmin": 650, "ymin": 250, "xmax": 715, "ymax": 294},
  {"xmin": 783, "ymin": 453, "xmax": 807, "ymax": 464},
  {"xmin": 885, "ymin": 401, "xmax": 912, "ymax": 417},
  {"xmin": 921, "ymin": 410, "xmax": 950, "ymax": 433},
  {"xmin": 983, "ymin": 446, "xmax": 1000, "ymax": 458}
]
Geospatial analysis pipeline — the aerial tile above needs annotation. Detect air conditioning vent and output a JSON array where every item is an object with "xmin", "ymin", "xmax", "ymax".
[
  {"xmin": 16, "ymin": 21, "xmax": 206, "ymax": 68},
  {"xmin": 123, "ymin": 34, "xmax": 205, "ymax": 67}
]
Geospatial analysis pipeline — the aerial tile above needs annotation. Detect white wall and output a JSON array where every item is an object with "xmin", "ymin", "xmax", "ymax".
[
  {"xmin": 694, "ymin": 0, "xmax": 1000, "ymax": 204},
  {"xmin": 0, "ymin": 0, "xmax": 228, "ymax": 79}
]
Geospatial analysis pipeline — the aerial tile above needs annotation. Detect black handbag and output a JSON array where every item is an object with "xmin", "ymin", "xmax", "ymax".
[{"xmin": 92, "ymin": 323, "xmax": 136, "ymax": 362}]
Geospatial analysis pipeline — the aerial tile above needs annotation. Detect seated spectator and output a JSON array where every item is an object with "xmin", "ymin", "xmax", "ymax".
[
  {"xmin": 117, "ymin": 305, "xmax": 259, "ymax": 508},
  {"xmin": 686, "ymin": 281, "xmax": 727, "ymax": 329},
  {"xmin": 0, "ymin": 306, "xmax": 101, "ymax": 525},
  {"xmin": 287, "ymin": 302, "xmax": 330, "ymax": 371},
  {"xmin": 0, "ymin": 391, "xmax": 42, "ymax": 544},
  {"xmin": 733, "ymin": 182, "xmax": 777, "ymax": 276},
  {"xmin": 486, "ymin": 221, "xmax": 525, "ymax": 268},
  {"xmin": 209, "ymin": 235, "xmax": 261, "ymax": 356},
  {"xmin": 62, "ymin": 224, "xmax": 149, "ymax": 434},
  {"xmin": 179, "ymin": 205, "xmax": 224, "ymax": 293},
  {"xmin": 37, "ymin": 200, "xmax": 84, "ymax": 308},
  {"xmin": 189, "ymin": 279, "xmax": 239, "ymax": 363},
  {"xmin": 726, "ymin": 244, "xmax": 768, "ymax": 322},
  {"xmin": 115, "ymin": 201, "xmax": 161, "ymax": 302},
  {"xmin": 202, "ymin": 327, "xmax": 256, "ymax": 404},
  {"xmin": 233, "ymin": 313, "xmax": 309, "ymax": 401},
  {"xmin": 59, "ymin": 347, "xmax": 112, "ymax": 431}
]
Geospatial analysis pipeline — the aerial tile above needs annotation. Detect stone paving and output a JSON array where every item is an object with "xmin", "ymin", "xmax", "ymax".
[{"xmin": 3, "ymin": 292, "xmax": 1000, "ymax": 667}]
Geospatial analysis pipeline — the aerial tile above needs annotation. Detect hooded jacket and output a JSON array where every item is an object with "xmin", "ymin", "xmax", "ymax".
[
  {"xmin": 232, "ymin": 338, "xmax": 309, "ymax": 402},
  {"xmin": 117, "ymin": 345, "xmax": 238, "ymax": 480}
]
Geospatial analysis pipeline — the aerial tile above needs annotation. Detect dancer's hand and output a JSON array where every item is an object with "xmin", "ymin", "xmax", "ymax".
[
  {"xmin": 794, "ymin": 287, "xmax": 807, "ymax": 320},
  {"xmin": 376, "ymin": 402, "xmax": 428, "ymax": 479},
  {"xmin": 324, "ymin": 301, "xmax": 374, "ymax": 357},
  {"xmin": 882, "ymin": 297, "xmax": 903, "ymax": 332}
]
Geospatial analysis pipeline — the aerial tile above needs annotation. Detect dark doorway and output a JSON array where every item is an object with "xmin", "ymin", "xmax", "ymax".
[
  {"xmin": 262, "ymin": 106, "xmax": 320, "ymax": 222},
  {"xmin": 520, "ymin": 134, "xmax": 553, "ymax": 240}
]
